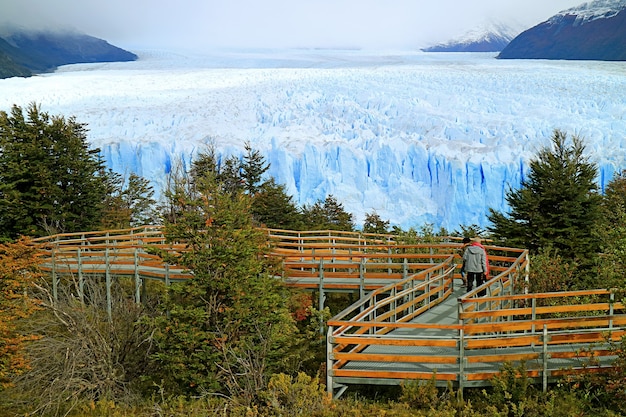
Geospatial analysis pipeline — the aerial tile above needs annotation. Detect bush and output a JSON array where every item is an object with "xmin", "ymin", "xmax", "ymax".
[{"xmin": 258, "ymin": 372, "xmax": 329, "ymax": 416}]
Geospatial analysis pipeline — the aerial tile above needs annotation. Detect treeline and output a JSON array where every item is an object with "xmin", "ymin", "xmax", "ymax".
[
  {"xmin": 0, "ymin": 103, "xmax": 382, "ymax": 241},
  {"xmin": 1, "ymin": 104, "xmax": 626, "ymax": 416}
]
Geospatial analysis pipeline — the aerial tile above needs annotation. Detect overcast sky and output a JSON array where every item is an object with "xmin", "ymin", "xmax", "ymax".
[{"xmin": 2, "ymin": 0, "xmax": 585, "ymax": 50}]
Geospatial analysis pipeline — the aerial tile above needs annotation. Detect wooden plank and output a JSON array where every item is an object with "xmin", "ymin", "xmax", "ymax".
[
  {"xmin": 333, "ymin": 369, "xmax": 457, "ymax": 381},
  {"xmin": 465, "ymin": 335, "xmax": 541, "ymax": 349},
  {"xmin": 333, "ymin": 352, "xmax": 458, "ymax": 364},
  {"xmin": 334, "ymin": 336, "xmax": 458, "ymax": 348},
  {"xmin": 549, "ymin": 331, "xmax": 626, "ymax": 344},
  {"xmin": 329, "ymin": 320, "xmax": 461, "ymax": 330},
  {"xmin": 550, "ymin": 350, "xmax": 613, "ymax": 359},
  {"xmin": 466, "ymin": 353, "xmax": 540, "ymax": 363}
]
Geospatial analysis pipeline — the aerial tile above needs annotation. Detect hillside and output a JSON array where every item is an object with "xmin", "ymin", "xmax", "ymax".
[
  {"xmin": 498, "ymin": 1, "xmax": 626, "ymax": 60},
  {"xmin": 0, "ymin": 29, "xmax": 137, "ymax": 78}
]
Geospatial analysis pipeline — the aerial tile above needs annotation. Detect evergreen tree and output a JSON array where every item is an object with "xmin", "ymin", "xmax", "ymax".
[
  {"xmin": 241, "ymin": 141, "xmax": 269, "ymax": 195},
  {"xmin": 600, "ymin": 169, "xmax": 626, "ymax": 231},
  {"xmin": 0, "ymin": 103, "xmax": 110, "ymax": 238},
  {"xmin": 218, "ymin": 155, "xmax": 243, "ymax": 195},
  {"xmin": 149, "ymin": 171, "xmax": 299, "ymax": 399},
  {"xmin": 362, "ymin": 211, "xmax": 390, "ymax": 234},
  {"xmin": 301, "ymin": 195, "xmax": 354, "ymax": 231},
  {"xmin": 594, "ymin": 170, "xmax": 626, "ymax": 288},
  {"xmin": 189, "ymin": 147, "xmax": 219, "ymax": 189},
  {"xmin": 123, "ymin": 173, "xmax": 158, "ymax": 226},
  {"xmin": 190, "ymin": 146, "xmax": 243, "ymax": 195},
  {"xmin": 100, "ymin": 170, "xmax": 130, "ymax": 230},
  {"xmin": 488, "ymin": 130, "xmax": 601, "ymax": 274},
  {"xmin": 103, "ymin": 172, "xmax": 158, "ymax": 229},
  {"xmin": 251, "ymin": 179, "xmax": 303, "ymax": 229}
]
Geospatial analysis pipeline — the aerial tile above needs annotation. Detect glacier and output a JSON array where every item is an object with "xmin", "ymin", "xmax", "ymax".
[{"xmin": 0, "ymin": 48, "xmax": 624, "ymax": 231}]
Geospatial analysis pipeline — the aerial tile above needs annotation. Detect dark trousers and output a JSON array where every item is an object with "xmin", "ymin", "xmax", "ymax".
[{"xmin": 467, "ymin": 272, "xmax": 486, "ymax": 294}]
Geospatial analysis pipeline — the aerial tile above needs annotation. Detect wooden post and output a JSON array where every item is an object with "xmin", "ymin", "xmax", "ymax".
[
  {"xmin": 359, "ymin": 258, "xmax": 366, "ymax": 299},
  {"xmin": 319, "ymin": 258, "xmax": 325, "ymax": 334},
  {"xmin": 327, "ymin": 325, "xmax": 334, "ymax": 396},
  {"xmin": 105, "ymin": 247, "xmax": 112, "ymax": 322},
  {"xmin": 134, "ymin": 248, "xmax": 141, "ymax": 304},
  {"xmin": 530, "ymin": 297, "xmax": 537, "ymax": 334},
  {"xmin": 51, "ymin": 247, "xmax": 58, "ymax": 303},
  {"xmin": 78, "ymin": 248, "xmax": 84, "ymax": 304},
  {"xmin": 458, "ymin": 328, "xmax": 465, "ymax": 397},
  {"xmin": 609, "ymin": 291, "xmax": 615, "ymax": 330},
  {"xmin": 404, "ymin": 259, "xmax": 413, "ymax": 315},
  {"xmin": 524, "ymin": 253, "xmax": 530, "ymax": 295},
  {"xmin": 542, "ymin": 325, "xmax": 548, "ymax": 392}
]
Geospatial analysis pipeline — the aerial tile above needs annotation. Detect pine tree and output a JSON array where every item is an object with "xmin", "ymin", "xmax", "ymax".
[
  {"xmin": 488, "ymin": 130, "xmax": 601, "ymax": 272},
  {"xmin": 241, "ymin": 141, "xmax": 269, "ymax": 195},
  {"xmin": 594, "ymin": 170, "xmax": 626, "ymax": 288},
  {"xmin": 301, "ymin": 195, "xmax": 355, "ymax": 231},
  {"xmin": 123, "ymin": 173, "xmax": 158, "ymax": 226},
  {"xmin": 251, "ymin": 179, "xmax": 303, "ymax": 229},
  {"xmin": 363, "ymin": 211, "xmax": 390, "ymax": 234},
  {"xmin": 149, "ymin": 171, "xmax": 299, "ymax": 399},
  {"xmin": 0, "ymin": 103, "xmax": 109, "ymax": 238}
]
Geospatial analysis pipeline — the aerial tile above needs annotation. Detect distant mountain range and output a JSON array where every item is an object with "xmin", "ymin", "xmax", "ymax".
[
  {"xmin": 422, "ymin": 22, "xmax": 521, "ymax": 53},
  {"xmin": 499, "ymin": 0, "xmax": 626, "ymax": 60},
  {"xmin": 423, "ymin": 0, "xmax": 626, "ymax": 61},
  {"xmin": 0, "ymin": 29, "xmax": 137, "ymax": 79}
]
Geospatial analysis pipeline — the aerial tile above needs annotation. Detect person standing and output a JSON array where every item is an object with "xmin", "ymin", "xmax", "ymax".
[{"xmin": 462, "ymin": 237, "xmax": 488, "ymax": 294}]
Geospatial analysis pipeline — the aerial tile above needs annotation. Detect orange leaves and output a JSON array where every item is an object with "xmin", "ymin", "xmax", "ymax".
[{"xmin": 0, "ymin": 237, "xmax": 42, "ymax": 388}]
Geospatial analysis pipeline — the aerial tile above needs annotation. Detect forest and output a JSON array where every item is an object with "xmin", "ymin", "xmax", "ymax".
[{"xmin": 2, "ymin": 103, "xmax": 626, "ymax": 416}]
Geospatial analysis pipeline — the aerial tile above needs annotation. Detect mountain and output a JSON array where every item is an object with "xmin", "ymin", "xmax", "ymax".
[
  {"xmin": 498, "ymin": 0, "xmax": 626, "ymax": 60},
  {"xmin": 422, "ymin": 22, "xmax": 521, "ymax": 52},
  {"xmin": 0, "ymin": 29, "xmax": 137, "ymax": 78}
]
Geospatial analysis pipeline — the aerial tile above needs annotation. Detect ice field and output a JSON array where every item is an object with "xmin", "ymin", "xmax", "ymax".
[{"xmin": 0, "ymin": 48, "xmax": 624, "ymax": 230}]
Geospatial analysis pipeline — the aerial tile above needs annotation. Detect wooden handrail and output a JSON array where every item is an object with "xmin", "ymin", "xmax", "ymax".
[{"xmin": 30, "ymin": 226, "xmax": 623, "ymax": 395}]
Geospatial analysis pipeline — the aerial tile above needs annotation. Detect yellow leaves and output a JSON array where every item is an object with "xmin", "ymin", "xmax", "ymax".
[{"xmin": 0, "ymin": 237, "xmax": 41, "ymax": 388}]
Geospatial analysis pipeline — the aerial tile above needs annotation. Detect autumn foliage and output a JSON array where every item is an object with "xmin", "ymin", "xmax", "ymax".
[{"xmin": 0, "ymin": 237, "xmax": 41, "ymax": 389}]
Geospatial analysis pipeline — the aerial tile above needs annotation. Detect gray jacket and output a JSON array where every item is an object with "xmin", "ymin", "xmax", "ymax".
[{"xmin": 462, "ymin": 245, "xmax": 487, "ymax": 274}]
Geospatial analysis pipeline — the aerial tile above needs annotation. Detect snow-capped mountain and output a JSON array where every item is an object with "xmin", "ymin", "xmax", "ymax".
[
  {"xmin": 0, "ymin": 49, "xmax": 624, "ymax": 231},
  {"xmin": 498, "ymin": 0, "xmax": 626, "ymax": 60},
  {"xmin": 422, "ymin": 22, "xmax": 522, "ymax": 53}
]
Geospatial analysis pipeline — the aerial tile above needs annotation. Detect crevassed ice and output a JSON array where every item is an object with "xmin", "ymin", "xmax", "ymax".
[{"xmin": 0, "ymin": 49, "xmax": 624, "ymax": 231}]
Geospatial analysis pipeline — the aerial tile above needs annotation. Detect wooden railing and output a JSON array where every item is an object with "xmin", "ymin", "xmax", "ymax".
[
  {"xmin": 326, "ymin": 243, "xmax": 626, "ymax": 397},
  {"xmin": 31, "ymin": 227, "xmax": 625, "ymax": 397}
]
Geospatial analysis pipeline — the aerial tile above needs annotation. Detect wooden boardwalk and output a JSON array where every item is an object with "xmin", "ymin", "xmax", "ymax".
[{"xmin": 31, "ymin": 226, "xmax": 626, "ymax": 397}]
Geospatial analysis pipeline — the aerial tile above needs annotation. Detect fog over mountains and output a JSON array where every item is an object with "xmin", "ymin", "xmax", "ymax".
[{"xmin": 0, "ymin": 28, "xmax": 137, "ymax": 79}]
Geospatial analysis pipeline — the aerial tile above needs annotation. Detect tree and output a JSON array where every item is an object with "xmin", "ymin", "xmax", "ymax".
[
  {"xmin": 0, "ymin": 238, "xmax": 41, "ymax": 390},
  {"xmin": 301, "ymin": 195, "xmax": 355, "ymax": 231},
  {"xmin": 148, "ymin": 171, "xmax": 300, "ymax": 401},
  {"xmin": 594, "ymin": 170, "xmax": 626, "ymax": 289},
  {"xmin": 100, "ymin": 171, "xmax": 158, "ymax": 229},
  {"xmin": 0, "ymin": 103, "xmax": 110, "ymax": 238},
  {"xmin": 241, "ymin": 141, "xmax": 269, "ymax": 195},
  {"xmin": 488, "ymin": 130, "xmax": 602, "ymax": 274},
  {"xmin": 251, "ymin": 179, "xmax": 303, "ymax": 229},
  {"xmin": 362, "ymin": 211, "xmax": 390, "ymax": 235}
]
